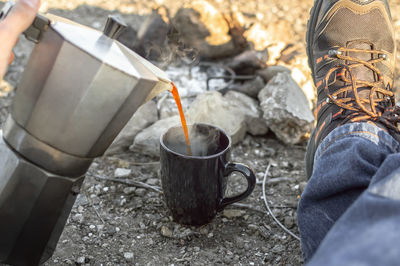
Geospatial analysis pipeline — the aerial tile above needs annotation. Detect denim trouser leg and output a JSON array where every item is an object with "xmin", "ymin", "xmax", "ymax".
[{"xmin": 298, "ymin": 122, "xmax": 400, "ymax": 263}]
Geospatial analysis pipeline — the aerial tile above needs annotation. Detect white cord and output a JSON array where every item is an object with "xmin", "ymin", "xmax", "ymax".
[{"xmin": 262, "ymin": 162, "xmax": 301, "ymax": 241}]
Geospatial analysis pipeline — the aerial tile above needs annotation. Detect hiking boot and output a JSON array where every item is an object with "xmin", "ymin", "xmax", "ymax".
[{"xmin": 305, "ymin": 0, "xmax": 400, "ymax": 178}]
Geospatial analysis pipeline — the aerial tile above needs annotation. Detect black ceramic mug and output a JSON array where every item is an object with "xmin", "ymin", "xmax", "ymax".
[{"xmin": 160, "ymin": 123, "xmax": 256, "ymax": 225}]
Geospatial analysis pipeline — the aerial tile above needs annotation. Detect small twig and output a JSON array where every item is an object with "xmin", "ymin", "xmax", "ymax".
[
  {"xmin": 232, "ymin": 203, "xmax": 265, "ymax": 213},
  {"xmin": 256, "ymin": 176, "xmax": 292, "ymax": 185},
  {"xmin": 93, "ymin": 174, "xmax": 162, "ymax": 194},
  {"xmin": 106, "ymin": 158, "xmax": 160, "ymax": 166},
  {"xmin": 262, "ymin": 162, "xmax": 300, "ymax": 241},
  {"xmin": 232, "ymin": 202, "xmax": 295, "ymax": 214},
  {"xmin": 83, "ymin": 191, "xmax": 105, "ymax": 224}
]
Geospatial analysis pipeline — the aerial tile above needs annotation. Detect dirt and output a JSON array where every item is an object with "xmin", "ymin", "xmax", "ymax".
[{"xmin": 1, "ymin": 0, "xmax": 400, "ymax": 265}]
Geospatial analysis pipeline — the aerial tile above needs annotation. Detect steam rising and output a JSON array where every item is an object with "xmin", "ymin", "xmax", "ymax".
[{"xmin": 164, "ymin": 124, "xmax": 223, "ymax": 157}]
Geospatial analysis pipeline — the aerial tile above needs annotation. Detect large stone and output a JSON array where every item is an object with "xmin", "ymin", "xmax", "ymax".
[
  {"xmin": 172, "ymin": 1, "xmax": 247, "ymax": 59},
  {"xmin": 130, "ymin": 116, "xmax": 181, "ymax": 157},
  {"xmin": 227, "ymin": 50, "xmax": 267, "ymax": 76},
  {"xmin": 226, "ymin": 76, "xmax": 265, "ymax": 98},
  {"xmin": 186, "ymin": 91, "xmax": 247, "ymax": 144},
  {"xmin": 130, "ymin": 91, "xmax": 252, "ymax": 157},
  {"xmin": 158, "ymin": 96, "xmax": 194, "ymax": 120},
  {"xmin": 224, "ymin": 91, "xmax": 268, "ymax": 136},
  {"xmin": 256, "ymin": 65, "xmax": 291, "ymax": 84},
  {"xmin": 106, "ymin": 100, "xmax": 158, "ymax": 155},
  {"xmin": 258, "ymin": 72, "xmax": 314, "ymax": 144}
]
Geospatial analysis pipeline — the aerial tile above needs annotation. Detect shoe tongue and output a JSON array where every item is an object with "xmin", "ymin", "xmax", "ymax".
[{"xmin": 346, "ymin": 41, "xmax": 375, "ymax": 83}]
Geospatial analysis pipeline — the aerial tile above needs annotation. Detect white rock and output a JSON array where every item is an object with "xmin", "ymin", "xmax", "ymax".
[
  {"xmin": 223, "ymin": 209, "xmax": 246, "ymax": 218},
  {"xmin": 224, "ymin": 90, "xmax": 268, "ymax": 136},
  {"xmin": 76, "ymin": 257, "xmax": 85, "ymax": 264},
  {"xmin": 258, "ymin": 72, "xmax": 314, "ymax": 144},
  {"xmin": 186, "ymin": 91, "xmax": 247, "ymax": 144},
  {"xmin": 130, "ymin": 116, "xmax": 181, "ymax": 157},
  {"xmin": 131, "ymin": 91, "xmax": 250, "ymax": 157},
  {"xmin": 114, "ymin": 168, "xmax": 132, "ymax": 178},
  {"xmin": 158, "ymin": 96, "xmax": 194, "ymax": 120},
  {"xmin": 106, "ymin": 100, "xmax": 158, "ymax": 155},
  {"xmin": 124, "ymin": 252, "xmax": 134, "ymax": 260},
  {"xmin": 161, "ymin": 225, "xmax": 173, "ymax": 238}
]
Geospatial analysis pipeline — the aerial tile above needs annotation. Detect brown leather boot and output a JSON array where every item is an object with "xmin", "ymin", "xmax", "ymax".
[{"xmin": 305, "ymin": 0, "xmax": 400, "ymax": 178}]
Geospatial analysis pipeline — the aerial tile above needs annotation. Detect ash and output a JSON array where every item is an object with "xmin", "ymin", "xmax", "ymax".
[{"xmin": 165, "ymin": 65, "xmax": 228, "ymax": 97}]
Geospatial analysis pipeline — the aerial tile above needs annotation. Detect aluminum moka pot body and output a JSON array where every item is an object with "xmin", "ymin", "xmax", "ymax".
[{"xmin": 0, "ymin": 2, "xmax": 171, "ymax": 265}]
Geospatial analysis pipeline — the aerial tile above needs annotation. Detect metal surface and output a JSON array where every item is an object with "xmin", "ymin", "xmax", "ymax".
[
  {"xmin": 3, "ymin": 116, "xmax": 93, "ymax": 177},
  {"xmin": 199, "ymin": 62, "xmax": 255, "ymax": 92},
  {"xmin": 0, "ymin": 1, "xmax": 14, "ymax": 20},
  {"xmin": 11, "ymin": 17, "xmax": 171, "ymax": 158},
  {"xmin": 103, "ymin": 15, "xmax": 127, "ymax": 39},
  {"xmin": 0, "ymin": 138, "xmax": 84, "ymax": 266},
  {"xmin": 23, "ymin": 14, "xmax": 50, "ymax": 43},
  {"xmin": 0, "ymin": 3, "xmax": 174, "ymax": 264}
]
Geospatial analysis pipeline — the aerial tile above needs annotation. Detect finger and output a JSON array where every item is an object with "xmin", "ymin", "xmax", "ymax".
[
  {"xmin": 0, "ymin": 0, "xmax": 40, "ymax": 79},
  {"xmin": 8, "ymin": 52, "xmax": 15, "ymax": 64},
  {"xmin": 2, "ymin": 0, "xmax": 41, "ymax": 37}
]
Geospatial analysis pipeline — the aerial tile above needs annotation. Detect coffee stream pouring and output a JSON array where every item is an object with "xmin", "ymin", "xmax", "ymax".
[{"xmin": 0, "ymin": 1, "xmax": 171, "ymax": 265}]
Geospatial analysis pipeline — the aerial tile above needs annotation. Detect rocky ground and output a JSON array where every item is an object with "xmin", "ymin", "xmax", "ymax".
[{"xmin": 1, "ymin": 0, "xmax": 400, "ymax": 265}]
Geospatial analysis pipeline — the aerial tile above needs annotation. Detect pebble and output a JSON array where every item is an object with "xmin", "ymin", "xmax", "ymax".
[
  {"xmin": 235, "ymin": 238, "xmax": 245, "ymax": 249},
  {"xmin": 72, "ymin": 213, "xmax": 84, "ymax": 224},
  {"xmin": 146, "ymin": 178, "xmax": 159, "ymax": 185},
  {"xmin": 135, "ymin": 188, "xmax": 147, "ymax": 196},
  {"xmin": 114, "ymin": 168, "xmax": 132, "ymax": 178},
  {"xmin": 120, "ymin": 198, "xmax": 127, "ymax": 206},
  {"xmin": 161, "ymin": 226, "xmax": 173, "ymax": 238},
  {"xmin": 97, "ymin": 224, "xmax": 104, "ymax": 231},
  {"xmin": 223, "ymin": 256, "xmax": 233, "ymax": 264},
  {"xmin": 291, "ymin": 184, "xmax": 300, "ymax": 191},
  {"xmin": 123, "ymin": 187, "xmax": 136, "ymax": 195},
  {"xmin": 124, "ymin": 252, "xmax": 134, "ymax": 260},
  {"xmin": 299, "ymin": 181, "xmax": 307, "ymax": 193},
  {"xmin": 76, "ymin": 257, "xmax": 85, "ymax": 264},
  {"xmin": 64, "ymin": 259, "xmax": 74, "ymax": 265},
  {"xmin": 284, "ymin": 217, "xmax": 295, "ymax": 229},
  {"xmin": 117, "ymin": 159, "xmax": 131, "ymax": 168},
  {"xmin": 271, "ymin": 245, "xmax": 285, "ymax": 254},
  {"xmin": 223, "ymin": 209, "xmax": 246, "ymax": 219},
  {"xmin": 200, "ymin": 227, "xmax": 208, "ymax": 235}
]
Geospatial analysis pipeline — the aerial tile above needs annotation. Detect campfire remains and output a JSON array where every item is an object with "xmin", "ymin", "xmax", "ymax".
[{"xmin": 107, "ymin": 0, "xmax": 314, "ymax": 156}]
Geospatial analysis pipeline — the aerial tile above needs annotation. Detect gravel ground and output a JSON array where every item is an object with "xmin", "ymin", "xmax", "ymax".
[{"xmin": 2, "ymin": 0, "xmax": 400, "ymax": 265}]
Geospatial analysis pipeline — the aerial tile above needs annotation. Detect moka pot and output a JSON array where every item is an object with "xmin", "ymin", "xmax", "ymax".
[{"xmin": 0, "ymin": 2, "xmax": 171, "ymax": 265}]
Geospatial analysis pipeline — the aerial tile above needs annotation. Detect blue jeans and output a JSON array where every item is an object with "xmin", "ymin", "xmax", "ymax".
[{"xmin": 298, "ymin": 122, "xmax": 400, "ymax": 265}]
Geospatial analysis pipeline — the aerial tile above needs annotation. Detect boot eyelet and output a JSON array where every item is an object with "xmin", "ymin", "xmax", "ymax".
[
  {"xmin": 379, "ymin": 54, "xmax": 388, "ymax": 60},
  {"xmin": 328, "ymin": 49, "xmax": 342, "ymax": 58}
]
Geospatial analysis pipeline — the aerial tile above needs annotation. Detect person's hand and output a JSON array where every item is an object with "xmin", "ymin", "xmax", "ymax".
[{"xmin": 0, "ymin": 0, "xmax": 40, "ymax": 79}]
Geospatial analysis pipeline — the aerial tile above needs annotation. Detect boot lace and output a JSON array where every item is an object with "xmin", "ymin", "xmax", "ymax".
[{"xmin": 323, "ymin": 47, "xmax": 400, "ymax": 132}]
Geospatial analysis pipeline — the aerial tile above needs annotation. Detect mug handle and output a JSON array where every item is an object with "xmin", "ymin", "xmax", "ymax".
[{"xmin": 218, "ymin": 162, "xmax": 256, "ymax": 211}]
